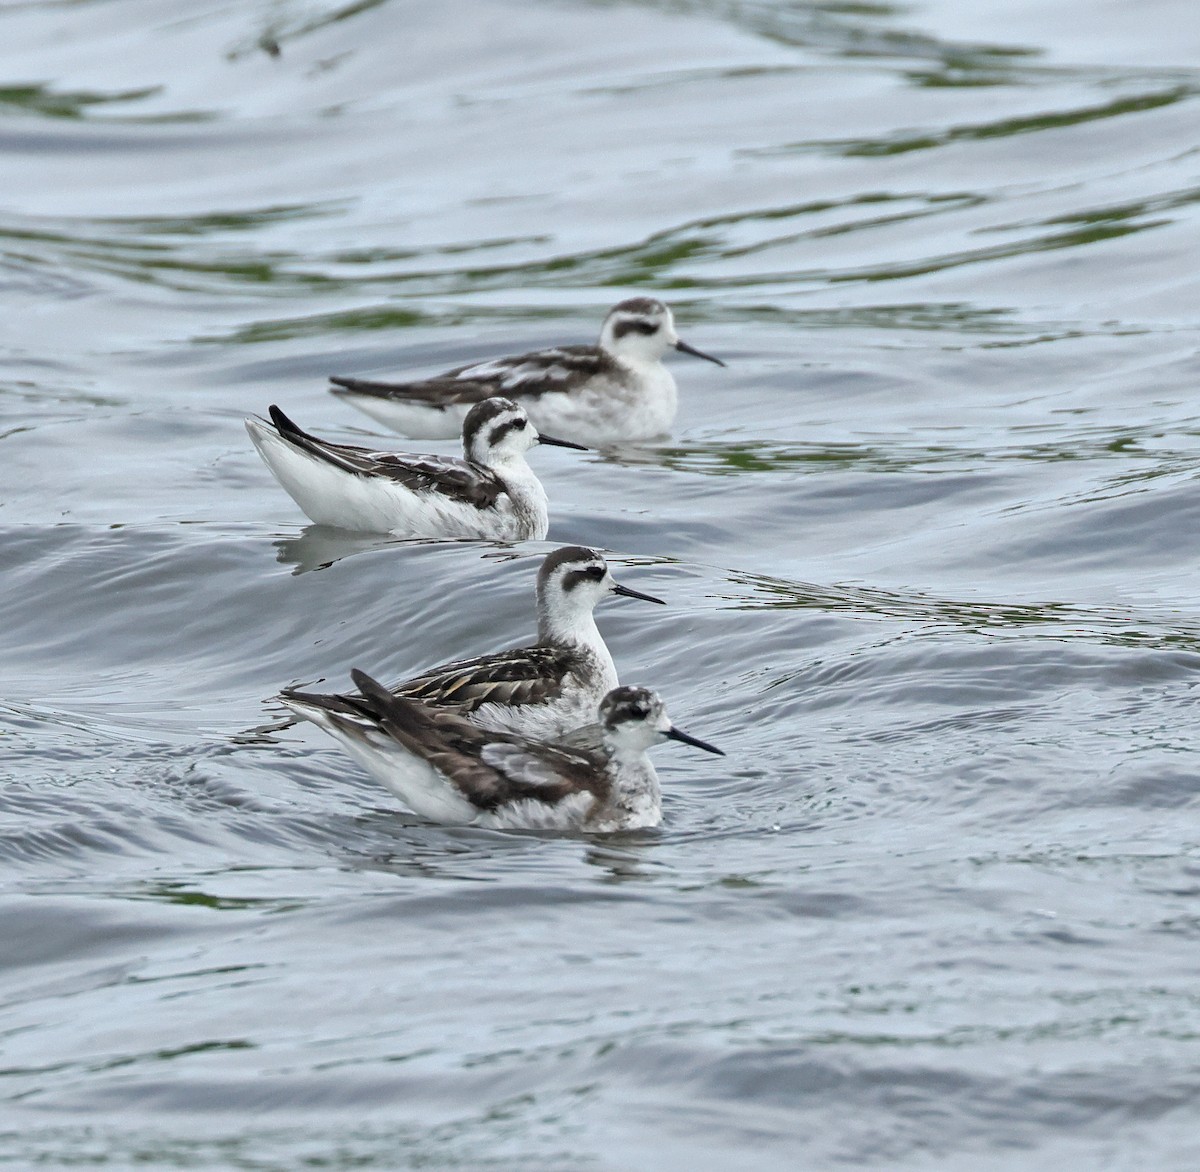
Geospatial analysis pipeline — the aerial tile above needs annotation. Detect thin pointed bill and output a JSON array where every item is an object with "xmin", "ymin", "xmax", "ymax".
[
  {"xmin": 537, "ymin": 432, "xmax": 589, "ymax": 451},
  {"xmin": 666, "ymin": 724, "xmax": 725, "ymax": 756},
  {"xmin": 612, "ymin": 581, "xmax": 666, "ymax": 605},
  {"xmin": 675, "ymin": 338, "xmax": 726, "ymax": 367}
]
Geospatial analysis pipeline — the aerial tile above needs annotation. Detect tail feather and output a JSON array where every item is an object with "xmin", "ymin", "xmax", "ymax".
[
  {"xmin": 262, "ymin": 404, "xmax": 369, "ymax": 478},
  {"xmin": 279, "ymin": 684, "xmax": 368, "ymax": 720},
  {"xmin": 268, "ymin": 403, "xmax": 316, "ymax": 443},
  {"xmin": 350, "ymin": 668, "xmax": 435, "ymax": 738},
  {"xmin": 330, "ymin": 375, "xmax": 420, "ymax": 399},
  {"xmin": 349, "ymin": 668, "xmax": 494, "ymax": 762}
]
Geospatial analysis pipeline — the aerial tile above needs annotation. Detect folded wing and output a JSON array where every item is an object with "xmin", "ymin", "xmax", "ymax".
[
  {"xmin": 350, "ymin": 670, "xmax": 603, "ymax": 811},
  {"xmin": 267, "ymin": 405, "xmax": 504, "ymax": 509},
  {"xmin": 330, "ymin": 345, "xmax": 613, "ymax": 405}
]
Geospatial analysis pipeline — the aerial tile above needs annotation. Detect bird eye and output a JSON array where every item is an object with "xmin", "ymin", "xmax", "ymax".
[
  {"xmin": 511, "ymin": 418, "xmax": 527, "ymax": 430},
  {"xmin": 629, "ymin": 705, "xmax": 648, "ymax": 720},
  {"xmin": 634, "ymin": 321, "xmax": 659, "ymax": 335},
  {"xmin": 585, "ymin": 565, "xmax": 605, "ymax": 580}
]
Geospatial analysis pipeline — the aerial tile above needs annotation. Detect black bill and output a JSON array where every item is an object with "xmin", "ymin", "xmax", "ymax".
[
  {"xmin": 675, "ymin": 338, "xmax": 726, "ymax": 367},
  {"xmin": 612, "ymin": 581, "xmax": 666, "ymax": 605},
  {"xmin": 538, "ymin": 432, "xmax": 589, "ymax": 450},
  {"xmin": 666, "ymin": 724, "xmax": 725, "ymax": 756}
]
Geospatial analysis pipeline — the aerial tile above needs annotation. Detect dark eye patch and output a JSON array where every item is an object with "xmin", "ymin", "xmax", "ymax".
[
  {"xmin": 488, "ymin": 420, "xmax": 521, "ymax": 445},
  {"xmin": 612, "ymin": 317, "xmax": 662, "ymax": 340},
  {"xmin": 562, "ymin": 564, "xmax": 607, "ymax": 591}
]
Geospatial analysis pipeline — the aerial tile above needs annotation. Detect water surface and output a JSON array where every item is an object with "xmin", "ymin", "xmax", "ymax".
[{"xmin": 3, "ymin": 0, "xmax": 1200, "ymax": 1167}]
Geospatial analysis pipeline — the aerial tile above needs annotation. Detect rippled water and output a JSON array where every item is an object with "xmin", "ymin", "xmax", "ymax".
[{"xmin": 3, "ymin": 0, "xmax": 1200, "ymax": 1167}]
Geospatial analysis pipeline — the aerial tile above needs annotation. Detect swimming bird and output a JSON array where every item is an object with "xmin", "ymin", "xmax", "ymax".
[
  {"xmin": 245, "ymin": 398, "xmax": 585, "ymax": 539},
  {"xmin": 283, "ymin": 669, "xmax": 723, "ymax": 831},
  {"xmin": 328, "ymin": 297, "xmax": 724, "ymax": 446},
  {"xmin": 280, "ymin": 545, "xmax": 666, "ymax": 739}
]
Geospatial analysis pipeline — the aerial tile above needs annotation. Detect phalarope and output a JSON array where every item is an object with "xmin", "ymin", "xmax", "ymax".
[
  {"xmin": 284, "ymin": 670, "xmax": 723, "ymax": 831},
  {"xmin": 245, "ymin": 398, "xmax": 585, "ymax": 540},
  {"xmin": 328, "ymin": 297, "xmax": 724, "ymax": 447},
  {"xmin": 281, "ymin": 545, "xmax": 665, "ymax": 739}
]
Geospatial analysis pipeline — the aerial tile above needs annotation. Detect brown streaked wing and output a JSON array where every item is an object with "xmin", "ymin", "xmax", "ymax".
[
  {"xmin": 418, "ymin": 713, "xmax": 602, "ymax": 810},
  {"xmin": 393, "ymin": 645, "xmax": 577, "ymax": 712},
  {"xmin": 353, "ymin": 674, "xmax": 603, "ymax": 811}
]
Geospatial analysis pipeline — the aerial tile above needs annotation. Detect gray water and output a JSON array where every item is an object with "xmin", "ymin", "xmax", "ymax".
[{"xmin": 3, "ymin": 0, "xmax": 1200, "ymax": 1167}]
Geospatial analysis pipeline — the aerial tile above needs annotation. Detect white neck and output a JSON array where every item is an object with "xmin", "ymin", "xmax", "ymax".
[
  {"xmin": 490, "ymin": 451, "xmax": 537, "ymax": 485},
  {"xmin": 539, "ymin": 599, "xmax": 604, "ymax": 650},
  {"xmin": 492, "ymin": 455, "xmax": 548, "ymax": 519},
  {"xmin": 537, "ymin": 598, "xmax": 615, "ymax": 685}
]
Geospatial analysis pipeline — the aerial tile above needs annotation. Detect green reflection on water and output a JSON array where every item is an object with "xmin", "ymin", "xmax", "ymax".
[
  {"xmin": 820, "ymin": 86, "xmax": 1195, "ymax": 157},
  {"xmin": 95, "ymin": 205, "xmax": 340, "ymax": 237},
  {"xmin": 684, "ymin": 0, "xmax": 1038, "ymax": 76},
  {"xmin": 205, "ymin": 295, "xmax": 1027, "ymax": 344},
  {"xmin": 144, "ymin": 1039, "xmax": 255, "ymax": 1063},
  {"xmin": 834, "ymin": 220, "xmax": 1160, "ymax": 285},
  {"xmin": 0, "ymin": 82, "xmax": 160, "ymax": 119},
  {"xmin": 634, "ymin": 428, "xmax": 1200, "ymax": 477},
  {"xmin": 725, "ymin": 571, "xmax": 1200, "ymax": 652},
  {"xmin": 8, "ymin": 169, "xmax": 1176, "ymax": 327},
  {"xmin": 1005, "ymin": 184, "xmax": 1200, "ymax": 234},
  {"xmin": 127, "ymin": 881, "xmax": 303, "ymax": 912},
  {"xmin": 228, "ymin": 0, "xmax": 392, "ymax": 61},
  {"xmin": 219, "ymin": 306, "xmax": 430, "ymax": 343}
]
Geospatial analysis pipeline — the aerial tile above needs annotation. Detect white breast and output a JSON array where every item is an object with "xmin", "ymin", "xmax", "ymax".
[
  {"xmin": 520, "ymin": 361, "xmax": 677, "ymax": 446},
  {"xmin": 586, "ymin": 758, "xmax": 662, "ymax": 832}
]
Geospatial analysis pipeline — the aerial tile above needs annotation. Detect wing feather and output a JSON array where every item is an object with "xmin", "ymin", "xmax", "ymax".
[
  {"xmin": 480, "ymin": 742, "xmax": 595, "ymax": 790},
  {"xmin": 268, "ymin": 406, "xmax": 503, "ymax": 508},
  {"xmin": 349, "ymin": 671, "xmax": 604, "ymax": 811},
  {"xmin": 361, "ymin": 452, "xmax": 505, "ymax": 508},
  {"xmin": 393, "ymin": 645, "xmax": 576, "ymax": 712},
  {"xmin": 331, "ymin": 345, "xmax": 614, "ymax": 405}
]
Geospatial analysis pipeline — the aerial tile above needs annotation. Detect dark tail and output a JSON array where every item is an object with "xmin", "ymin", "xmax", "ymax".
[
  {"xmin": 330, "ymin": 375, "xmax": 406, "ymax": 398},
  {"xmin": 349, "ymin": 668, "xmax": 449, "ymax": 748},
  {"xmin": 265, "ymin": 404, "xmax": 360, "ymax": 471},
  {"xmin": 351, "ymin": 669, "xmax": 428, "ymax": 729},
  {"xmin": 269, "ymin": 404, "xmax": 318, "ymax": 443}
]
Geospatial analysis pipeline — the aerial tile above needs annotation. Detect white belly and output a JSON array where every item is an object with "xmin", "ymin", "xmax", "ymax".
[
  {"xmin": 522, "ymin": 365, "xmax": 678, "ymax": 446},
  {"xmin": 338, "ymin": 395, "xmax": 468, "ymax": 440}
]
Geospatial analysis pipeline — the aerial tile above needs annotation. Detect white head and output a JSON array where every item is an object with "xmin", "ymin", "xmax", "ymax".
[
  {"xmin": 535, "ymin": 545, "xmax": 664, "ymax": 641},
  {"xmin": 598, "ymin": 297, "xmax": 725, "ymax": 367},
  {"xmin": 598, "ymin": 686, "xmax": 724, "ymax": 757},
  {"xmin": 462, "ymin": 398, "xmax": 585, "ymax": 466}
]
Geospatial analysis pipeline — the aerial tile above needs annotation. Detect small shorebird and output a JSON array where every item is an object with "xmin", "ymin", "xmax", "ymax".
[
  {"xmin": 283, "ymin": 669, "xmax": 724, "ymax": 831},
  {"xmin": 281, "ymin": 545, "xmax": 665, "ymax": 739},
  {"xmin": 245, "ymin": 398, "xmax": 584, "ymax": 539},
  {"xmin": 328, "ymin": 297, "xmax": 724, "ymax": 446}
]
